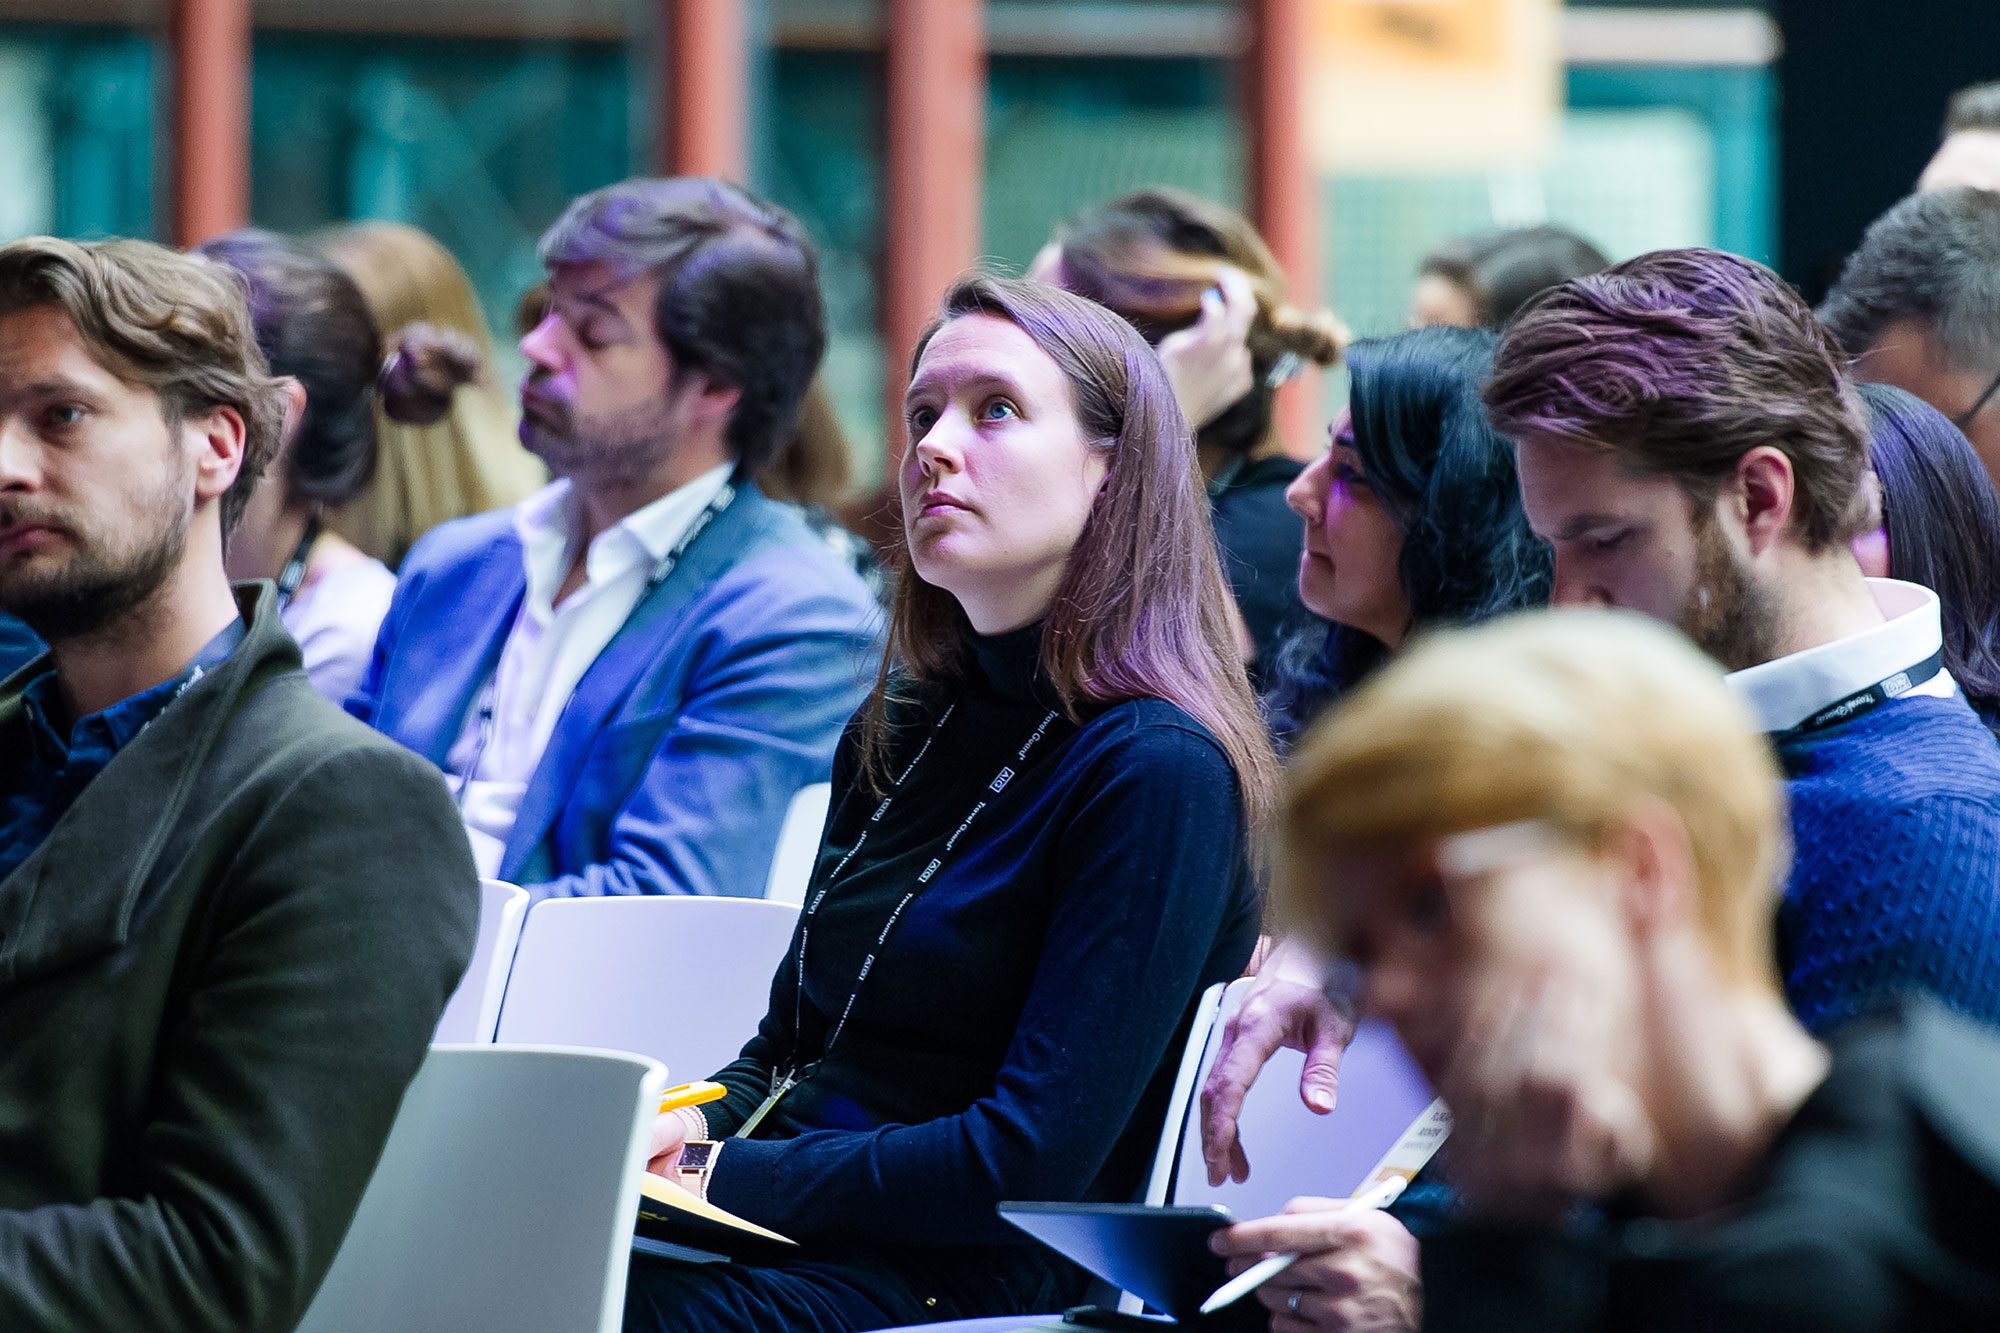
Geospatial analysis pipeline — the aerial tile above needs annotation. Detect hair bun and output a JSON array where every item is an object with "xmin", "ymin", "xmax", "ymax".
[
  {"xmin": 380, "ymin": 322, "xmax": 482, "ymax": 426},
  {"xmin": 1267, "ymin": 303, "xmax": 1350, "ymax": 367}
]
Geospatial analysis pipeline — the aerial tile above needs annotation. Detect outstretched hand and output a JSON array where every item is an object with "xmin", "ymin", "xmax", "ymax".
[{"xmin": 1200, "ymin": 951, "xmax": 1358, "ymax": 1186}]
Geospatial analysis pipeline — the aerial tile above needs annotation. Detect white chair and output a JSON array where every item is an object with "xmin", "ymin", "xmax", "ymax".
[
  {"xmin": 1136, "ymin": 981, "xmax": 1228, "ymax": 1209},
  {"xmin": 432, "ymin": 879, "xmax": 529, "ymax": 1044},
  {"xmin": 1169, "ymin": 975, "xmax": 1438, "ymax": 1220},
  {"xmin": 764, "ymin": 782, "xmax": 832, "ymax": 906},
  {"xmin": 493, "ymin": 896, "xmax": 801, "ymax": 1080},
  {"xmin": 296, "ymin": 1044, "xmax": 665, "ymax": 1333}
]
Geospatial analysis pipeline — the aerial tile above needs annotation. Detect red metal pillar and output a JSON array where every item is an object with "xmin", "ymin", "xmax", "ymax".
[
  {"xmin": 169, "ymin": 0, "xmax": 251, "ymax": 247},
  {"xmin": 1244, "ymin": 0, "xmax": 1322, "ymax": 456},
  {"xmin": 879, "ymin": 0, "xmax": 986, "ymax": 496},
  {"xmin": 659, "ymin": 0, "xmax": 748, "ymax": 180}
]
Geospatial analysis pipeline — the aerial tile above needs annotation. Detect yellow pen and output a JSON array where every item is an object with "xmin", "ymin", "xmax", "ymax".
[{"xmin": 658, "ymin": 1081, "xmax": 728, "ymax": 1115}]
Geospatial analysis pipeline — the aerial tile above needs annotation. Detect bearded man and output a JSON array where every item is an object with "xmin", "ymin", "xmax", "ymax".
[
  {"xmin": 0, "ymin": 237, "xmax": 477, "ymax": 1329},
  {"xmin": 349, "ymin": 177, "xmax": 880, "ymax": 901},
  {"xmin": 1486, "ymin": 246, "xmax": 2000, "ymax": 1034}
]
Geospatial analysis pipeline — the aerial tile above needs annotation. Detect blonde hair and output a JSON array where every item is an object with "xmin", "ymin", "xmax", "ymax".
[
  {"xmin": 760, "ymin": 373, "xmax": 853, "ymax": 508},
  {"xmin": 1280, "ymin": 609, "xmax": 1789, "ymax": 993},
  {"xmin": 317, "ymin": 222, "xmax": 543, "ymax": 565}
]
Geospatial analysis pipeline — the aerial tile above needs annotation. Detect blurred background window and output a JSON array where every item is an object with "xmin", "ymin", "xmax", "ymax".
[{"xmin": 0, "ymin": 0, "xmax": 1804, "ymax": 491}]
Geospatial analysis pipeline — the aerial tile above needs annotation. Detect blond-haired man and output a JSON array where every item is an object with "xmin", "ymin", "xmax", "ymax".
[
  {"xmin": 1212, "ymin": 609, "xmax": 2000, "ymax": 1332},
  {"xmin": 0, "ymin": 238, "xmax": 477, "ymax": 1330}
]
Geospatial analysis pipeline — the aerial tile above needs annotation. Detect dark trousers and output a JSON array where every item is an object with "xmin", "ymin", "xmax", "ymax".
[{"xmin": 623, "ymin": 1244, "xmax": 1075, "ymax": 1332}]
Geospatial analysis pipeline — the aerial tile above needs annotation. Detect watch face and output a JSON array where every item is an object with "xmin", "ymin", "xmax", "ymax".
[{"xmin": 678, "ymin": 1141, "xmax": 715, "ymax": 1173}]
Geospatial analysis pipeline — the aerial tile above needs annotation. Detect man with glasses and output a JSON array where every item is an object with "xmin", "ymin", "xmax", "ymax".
[{"xmin": 1818, "ymin": 186, "xmax": 2000, "ymax": 489}]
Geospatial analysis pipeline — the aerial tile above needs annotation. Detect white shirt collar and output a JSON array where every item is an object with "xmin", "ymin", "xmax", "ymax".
[
  {"xmin": 512, "ymin": 463, "xmax": 735, "ymax": 616},
  {"xmin": 1726, "ymin": 578, "xmax": 1954, "ymax": 734}
]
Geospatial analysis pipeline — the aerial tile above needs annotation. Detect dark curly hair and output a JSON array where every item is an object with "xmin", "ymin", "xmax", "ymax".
[{"xmin": 1268, "ymin": 326, "xmax": 1552, "ymax": 744}]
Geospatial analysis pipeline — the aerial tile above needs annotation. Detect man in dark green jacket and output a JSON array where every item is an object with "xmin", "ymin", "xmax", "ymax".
[{"xmin": 0, "ymin": 236, "xmax": 478, "ymax": 1329}]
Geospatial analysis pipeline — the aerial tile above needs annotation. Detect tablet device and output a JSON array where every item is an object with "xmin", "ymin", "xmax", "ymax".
[{"xmin": 998, "ymin": 1201, "xmax": 1233, "ymax": 1324}]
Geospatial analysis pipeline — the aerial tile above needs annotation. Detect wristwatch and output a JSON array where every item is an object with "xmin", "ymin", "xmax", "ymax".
[{"xmin": 675, "ymin": 1140, "xmax": 720, "ymax": 1200}]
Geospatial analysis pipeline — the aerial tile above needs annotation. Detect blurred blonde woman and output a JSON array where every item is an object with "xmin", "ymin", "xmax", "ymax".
[
  {"xmin": 319, "ymin": 222, "xmax": 544, "ymax": 566},
  {"xmin": 1211, "ymin": 608, "xmax": 2000, "ymax": 1331}
]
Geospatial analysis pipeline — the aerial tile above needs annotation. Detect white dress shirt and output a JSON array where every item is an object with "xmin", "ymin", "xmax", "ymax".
[
  {"xmin": 1726, "ymin": 577, "xmax": 1959, "ymax": 734},
  {"xmin": 447, "ymin": 462, "xmax": 735, "ymax": 876}
]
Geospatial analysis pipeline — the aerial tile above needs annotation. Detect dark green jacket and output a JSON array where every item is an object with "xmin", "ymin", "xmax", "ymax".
[{"xmin": 0, "ymin": 584, "xmax": 478, "ymax": 1331}]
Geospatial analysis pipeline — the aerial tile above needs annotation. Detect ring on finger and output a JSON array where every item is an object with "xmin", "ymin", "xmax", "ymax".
[{"xmin": 1287, "ymin": 1290, "xmax": 1303, "ymax": 1316}]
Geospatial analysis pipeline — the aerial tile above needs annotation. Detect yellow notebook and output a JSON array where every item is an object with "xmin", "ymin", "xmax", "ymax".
[{"xmin": 635, "ymin": 1171, "xmax": 796, "ymax": 1260}]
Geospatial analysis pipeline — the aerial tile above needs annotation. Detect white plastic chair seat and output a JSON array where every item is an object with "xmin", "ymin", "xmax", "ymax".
[
  {"xmin": 493, "ymin": 895, "xmax": 801, "ymax": 1079},
  {"xmin": 296, "ymin": 1044, "xmax": 666, "ymax": 1333},
  {"xmin": 1171, "ymin": 976, "xmax": 1437, "ymax": 1220},
  {"xmin": 432, "ymin": 879, "xmax": 529, "ymax": 1043}
]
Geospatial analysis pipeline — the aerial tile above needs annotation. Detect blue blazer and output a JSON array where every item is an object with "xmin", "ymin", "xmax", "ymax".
[{"xmin": 349, "ymin": 486, "xmax": 883, "ymax": 900}]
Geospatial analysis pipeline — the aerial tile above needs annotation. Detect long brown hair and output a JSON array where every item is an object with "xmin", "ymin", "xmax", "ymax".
[{"xmin": 860, "ymin": 274, "xmax": 1279, "ymax": 834}]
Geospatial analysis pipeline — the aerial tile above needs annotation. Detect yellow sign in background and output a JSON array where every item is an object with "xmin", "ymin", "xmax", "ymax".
[{"xmin": 1304, "ymin": 0, "xmax": 1563, "ymax": 174}]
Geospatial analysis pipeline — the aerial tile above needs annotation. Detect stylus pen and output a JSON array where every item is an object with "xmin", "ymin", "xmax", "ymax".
[{"xmin": 1197, "ymin": 1175, "xmax": 1408, "ymax": 1315}]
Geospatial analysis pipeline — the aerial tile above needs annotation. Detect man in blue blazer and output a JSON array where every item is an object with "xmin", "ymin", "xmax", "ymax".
[{"xmin": 350, "ymin": 178, "xmax": 882, "ymax": 900}]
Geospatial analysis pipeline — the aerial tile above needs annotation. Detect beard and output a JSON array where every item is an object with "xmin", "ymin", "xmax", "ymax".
[
  {"xmin": 1676, "ymin": 513, "xmax": 1783, "ymax": 672},
  {"xmin": 0, "ymin": 481, "xmax": 191, "ymax": 645},
  {"xmin": 519, "ymin": 379, "xmax": 682, "ymax": 487}
]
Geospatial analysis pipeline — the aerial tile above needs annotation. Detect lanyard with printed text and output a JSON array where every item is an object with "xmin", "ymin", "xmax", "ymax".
[
  {"xmin": 734, "ymin": 699, "xmax": 1066, "ymax": 1139},
  {"xmin": 1772, "ymin": 648, "xmax": 1945, "ymax": 742}
]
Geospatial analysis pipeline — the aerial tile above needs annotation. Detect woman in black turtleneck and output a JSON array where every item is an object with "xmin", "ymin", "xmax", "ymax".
[{"xmin": 622, "ymin": 276, "xmax": 1280, "ymax": 1332}]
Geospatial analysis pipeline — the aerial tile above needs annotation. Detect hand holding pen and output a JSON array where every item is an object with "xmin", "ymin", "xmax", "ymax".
[{"xmin": 1204, "ymin": 1176, "xmax": 1419, "ymax": 1330}]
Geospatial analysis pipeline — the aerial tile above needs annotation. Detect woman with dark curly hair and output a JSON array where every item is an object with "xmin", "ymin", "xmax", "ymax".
[{"xmin": 1265, "ymin": 325, "xmax": 1552, "ymax": 747}]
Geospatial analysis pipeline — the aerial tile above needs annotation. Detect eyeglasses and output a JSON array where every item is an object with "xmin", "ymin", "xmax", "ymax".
[{"xmin": 1954, "ymin": 364, "xmax": 2000, "ymax": 431}]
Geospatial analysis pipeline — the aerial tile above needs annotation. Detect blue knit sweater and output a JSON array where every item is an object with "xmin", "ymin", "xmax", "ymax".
[{"xmin": 1776, "ymin": 695, "xmax": 2000, "ymax": 1033}]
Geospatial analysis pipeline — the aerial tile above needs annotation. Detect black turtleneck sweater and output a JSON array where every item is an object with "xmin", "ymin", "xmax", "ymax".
[{"xmin": 700, "ymin": 624, "xmax": 1260, "ymax": 1260}]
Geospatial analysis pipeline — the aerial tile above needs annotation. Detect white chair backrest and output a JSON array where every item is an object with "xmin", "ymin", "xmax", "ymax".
[
  {"xmin": 493, "ymin": 896, "xmax": 801, "ymax": 1080},
  {"xmin": 433, "ymin": 879, "xmax": 530, "ymax": 1044},
  {"xmin": 764, "ymin": 782, "xmax": 831, "ymax": 906},
  {"xmin": 296, "ymin": 1044, "xmax": 664, "ymax": 1333},
  {"xmin": 1139, "ymin": 981, "xmax": 1226, "ymax": 1207},
  {"xmin": 1168, "ymin": 975, "xmax": 1437, "ymax": 1220}
]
